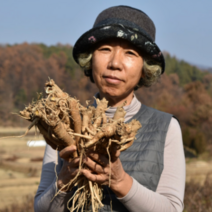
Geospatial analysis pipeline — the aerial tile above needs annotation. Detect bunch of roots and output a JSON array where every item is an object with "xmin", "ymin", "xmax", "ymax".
[{"xmin": 19, "ymin": 79, "xmax": 142, "ymax": 212}]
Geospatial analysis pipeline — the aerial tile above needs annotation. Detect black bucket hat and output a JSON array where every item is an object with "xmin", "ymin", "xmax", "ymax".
[{"xmin": 73, "ymin": 5, "xmax": 165, "ymax": 73}]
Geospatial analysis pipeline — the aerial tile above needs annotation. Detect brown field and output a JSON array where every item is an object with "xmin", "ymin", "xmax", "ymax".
[
  {"xmin": 0, "ymin": 127, "xmax": 45, "ymax": 211},
  {"xmin": 0, "ymin": 127, "xmax": 212, "ymax": 211}
]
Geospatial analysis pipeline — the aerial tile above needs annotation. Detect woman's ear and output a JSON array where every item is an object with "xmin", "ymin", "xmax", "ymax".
[
  {"xmin": 84, "ymin": 69, "xmax": 95, "ymax": 83},
  {"xmin": 90, "ymin": 69, "xmax": 95, "ymax": 83},
  {"xmin": 141, "ymin": 66, "xmax": 145, "ymax": 78}
]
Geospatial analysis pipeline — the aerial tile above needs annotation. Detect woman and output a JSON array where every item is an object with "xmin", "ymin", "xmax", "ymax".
[{"xmin": 34, "ymin": 5, "xmax": 185, "ymax": 212}]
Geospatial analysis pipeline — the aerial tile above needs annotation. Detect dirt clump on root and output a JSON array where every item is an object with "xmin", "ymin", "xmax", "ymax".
[{"xmin": 18, "ymin": 79, "xmax": 142, "ymax": 212}]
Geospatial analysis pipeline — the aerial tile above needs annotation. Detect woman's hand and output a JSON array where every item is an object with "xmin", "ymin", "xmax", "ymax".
[
  {"xmin": 57, "ymin": 145, "xmax": 80, "ymax": 191},
  {"xmin": 38, "ymin": 120, "xmax": 80, "ymax": 191},
  {"xmin": 81, "ymin": 145, "xmax": 133, "ymax": 198}
]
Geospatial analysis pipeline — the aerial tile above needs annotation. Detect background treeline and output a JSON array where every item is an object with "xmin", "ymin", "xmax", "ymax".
[{"xmin": 0, "ymin": 43, "xmax": 212, "ymax": 155}]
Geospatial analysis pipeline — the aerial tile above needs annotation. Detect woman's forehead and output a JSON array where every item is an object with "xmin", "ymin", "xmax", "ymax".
[{"xmin": 93, "ymin": 37, "xmax": 141, "ymax": 52}]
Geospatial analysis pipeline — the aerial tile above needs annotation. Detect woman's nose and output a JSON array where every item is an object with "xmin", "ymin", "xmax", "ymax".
[{"xmin": 107, "ymin": 49, "xmax": 123, "ymax": 71}]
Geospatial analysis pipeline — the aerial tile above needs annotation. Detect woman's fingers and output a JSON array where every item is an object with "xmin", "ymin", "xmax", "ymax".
[
  {"xmin": 57, "ymin": 162, "xmax": 80, "ymax": 190},
  {"xmin": 59, "ymin": 145, "xmax": 77, "ymax": 160},
  {"xmin": 86, "ymin": 151, "xmax": 109, "ymax": 167},
  {"xmin": 110, "ymin": 143, "xmax": 121, "ymax": 161},
  {"xmin": 81, "ymin": 169, "xmax": 107, "ymax": 184},
  {"xmin": 61, "ymin": 160, "xmax": 79, "ymax": 175},
  {"xmin": 83, "ymin": 156, "xmax": 106, "ymax": 174},
  {"xmin": 58, "ymin": 160, "xmax": 80, "ymax": 180},
  {"xmin": 69, "ymin": 157, "xmax": 81, "ymax": 168},
  {"xmin": 86, "ymin": 146, "xmax": 120, "ymax": 166}
]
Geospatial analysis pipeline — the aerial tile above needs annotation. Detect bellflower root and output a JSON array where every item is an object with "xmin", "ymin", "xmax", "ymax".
[{"xmin": 17, "ymin": 79, "xmax": 142, "ymax": 212}]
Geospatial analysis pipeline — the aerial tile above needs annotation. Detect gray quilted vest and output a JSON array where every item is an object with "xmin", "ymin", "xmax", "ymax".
[{"xmin": 99, "ymin": 104, "xmax": 172, "ymax": 212}]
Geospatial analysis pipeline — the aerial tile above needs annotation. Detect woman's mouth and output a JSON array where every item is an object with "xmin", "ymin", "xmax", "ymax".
[{"xmin": 103, "ymin": 75, "xmax": 123, "ymax": 85}]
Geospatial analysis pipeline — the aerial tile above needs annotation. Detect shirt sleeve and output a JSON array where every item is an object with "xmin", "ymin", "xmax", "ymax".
[
  {"xmin": 34, "ymin": 144, "xmax": 72, "ymax": 212},
  {"xmin": 118, "ymin": 117, "xmax": 186, "ymax": 212}
]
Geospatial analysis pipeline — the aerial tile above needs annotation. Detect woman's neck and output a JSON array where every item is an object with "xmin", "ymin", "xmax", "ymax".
[
  {"xmin": 94, "ymin": 94, "xmax": 142, "ymax": 122},
  {"xmin": 98, "ymin": 92, "xmax": 134, "ymax": 107}
]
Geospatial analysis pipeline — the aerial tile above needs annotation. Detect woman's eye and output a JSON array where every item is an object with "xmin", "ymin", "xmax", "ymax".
[
  {"xmin": 126, "ymin": 51, "xmax": 136, "ymax": 55},
  {"xmin": 99, "ymin": 47, "xmax": 110, "ymax": 51}
]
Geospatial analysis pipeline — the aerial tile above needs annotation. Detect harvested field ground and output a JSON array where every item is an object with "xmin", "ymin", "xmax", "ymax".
[
  {"xmin": 0, "ymin": 127, "xmax": 45, "ymax": 211},
  {"xmin": 186, "ymin": 158, "xmax": 212, "ymax": 185},
  {"xmin": 0, "ymin": 127, "xmax": 212, "ymax": 211}
]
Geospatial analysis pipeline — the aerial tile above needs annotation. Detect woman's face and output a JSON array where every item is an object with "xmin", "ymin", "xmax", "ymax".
[{"xmin": 92, "ymin": 38, "xmax": 143, "ymax": 106}]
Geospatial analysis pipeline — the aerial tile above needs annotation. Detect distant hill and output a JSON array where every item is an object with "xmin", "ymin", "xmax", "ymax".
[
  {"xmin": 0, "ymin": 43, "xmax": 212, "ymax": 155},
  {"xmin": 191, "ymin": 63, "xmax": 212, "ymax": 73},
  {"xmin": 163, "ymin": 51, "xmax": 212, "ymax": 74},
  {"xmin": 164, "ymin": 52, "xmax": 208, "ymax": 85}
]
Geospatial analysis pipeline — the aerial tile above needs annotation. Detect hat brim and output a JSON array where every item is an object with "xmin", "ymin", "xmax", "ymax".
[{"xmin": 73, "ymin": 24, "xmax": 165, "ymax": 73}]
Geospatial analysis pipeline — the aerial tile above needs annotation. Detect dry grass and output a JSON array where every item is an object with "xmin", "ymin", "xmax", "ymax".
[
  {"xmin": 0, "ymin": 129, "xmax": 45, "ymax": 210},
  {"xmin": 184, "ymin": 176, "xmax": 212, "ymax": 212},
  {"xmin": 1, "ymin": 194, "xmax": 34, "ymax": 212},
  {"xmin": 186, "ymin": 158, "xmax": 212, "ymax": 185}
]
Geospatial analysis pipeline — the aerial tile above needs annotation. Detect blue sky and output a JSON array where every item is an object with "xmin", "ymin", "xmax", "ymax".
[{"xmin": 1, "ymin": 0, "xmax": 212, "ymax": 67}]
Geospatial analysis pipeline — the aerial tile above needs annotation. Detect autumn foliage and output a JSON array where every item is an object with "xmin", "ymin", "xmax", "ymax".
[{"xmin": 0, "ymin": 43, "xmax": 212, "ymax": 155}]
